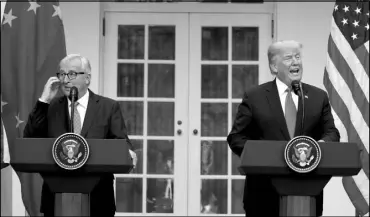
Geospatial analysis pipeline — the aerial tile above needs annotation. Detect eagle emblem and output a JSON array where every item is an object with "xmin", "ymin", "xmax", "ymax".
[
  {"xmin": 59, "ymin": 140, "xmax": 83, "ymax": 164},
  {"xmin": 52, "ymin": 133, "xmax": 90, "ymax": 170},
  {"xmin": 292, "ymin": 143, "xmax": 314, "ymax": 167},
  {"xmin": 284, "ymin": 136, "xmax": 322, "ymax": 173}
]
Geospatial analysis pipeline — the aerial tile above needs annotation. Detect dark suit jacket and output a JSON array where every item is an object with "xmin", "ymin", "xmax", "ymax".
[
  {"xmin": 23, "ymin": 89, "xmax": 133, "ymax": 216},
  {"xmin": 227, "ymin": 80, "xmax": 340, "ymax": 216}
]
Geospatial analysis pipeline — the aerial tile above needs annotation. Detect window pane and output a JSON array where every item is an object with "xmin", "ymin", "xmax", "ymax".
[
  {"xmin": 231, "ymin": 152, "xmax": 241, "ymax": 175},
  {"xmin": 201, "ymin": 103, "xmax": 228, "ymax": 137},
  {"xmin": 118, "ymin": 25, "xmax": 144, "ymax": 59},
  {"xmin": 232, "ymin": 27, "xmax": 258, "ymax": 60},
  {"xmin": 201, "ymin": 140, "xmax": 228, "ymax": 175},
  {"xmin": 232, "ymin": 65, "xmax": 258, "ymax": 98},
  {"xmin": 116, "ymin": 178, "xmax": 143, "ymax": 212},
  {"xmin": 117, "ymin": 63, "xmax": 144, "ymax": 97},
  {"xmin": 201, "ymin": 179, "xmax": 227, "ymax": 214},
  {"xmin": 147, "ymin": 178, "xmax": 174, "ymax": 213},
  {"xmin": 149, "ymin": 26, "xmax": 175, "ymax": 60},
  {"xmin": 148, "ymin": 64, "xmax": 175, "ymax": 98},
  {"xmin": 232, "ymin": 180, "xmax": 245, "ymax": 214},
  {"xmin": 148, "ymin": 102, "xmax": 174, "ymax": 136},
  {"xmin": 201, "ymin": 65, "xmax": 228, "ymax": 99},
  {"xmin": 119, "ymin": 101, "xmax": 143, "ymax": 135},
  {"xmin": 147, "ymin": 140, "xmax": 174, "ymax": 175},
  {"xmin": 232, "ymin": 103, "xmax": 239, "ymax": 124},
  {"xmin": 202, "ymin": 27, "xmax": 228, "ymax": 61}
]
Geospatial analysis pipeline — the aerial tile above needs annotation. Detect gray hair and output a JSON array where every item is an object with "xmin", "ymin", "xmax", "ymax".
[
  {"xmin": 59, "ymin": 54, "xmax": 91, "ymax": 74},
  {"xmin": 267, "ymin": 40, "xmax": 303, "ymax": 73}
]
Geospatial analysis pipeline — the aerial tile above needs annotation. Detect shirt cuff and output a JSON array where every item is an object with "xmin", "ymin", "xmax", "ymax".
[{"xmin": 38, "ymin": 98, "xmax": 50, "ymax": 104}]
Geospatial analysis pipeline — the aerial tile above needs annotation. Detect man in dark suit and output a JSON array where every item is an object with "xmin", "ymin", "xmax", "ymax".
[
  {"xmin": 227, "ymin": 40, "xmax": 340, "ymax": 216},
  {"xmin": 23, "ymin": 54, "xmax": 136, "ymax": 216}
]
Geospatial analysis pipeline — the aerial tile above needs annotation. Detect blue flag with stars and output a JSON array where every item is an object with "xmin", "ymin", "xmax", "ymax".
[{"xmin": 1, "ymin": 1, "xmax": 66, "ymax": 215}]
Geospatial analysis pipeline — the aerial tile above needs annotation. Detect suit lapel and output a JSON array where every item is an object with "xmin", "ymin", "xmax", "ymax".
[
  {"xmin": 80, "ymin": 90, "xmax": 100, "ymax": 137},
  {"xmin": 265, "ymin": 80, "xmax": 290, "ymax": 140},
  {"xmin": 294, "ymin": 84, "xmax": 309, "ymax": 137},
  {"xmin": 55, "ymin": 96, "xmax": 69, "ymax": 134}
]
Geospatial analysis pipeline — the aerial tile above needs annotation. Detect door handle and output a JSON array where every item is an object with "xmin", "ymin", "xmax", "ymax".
[
  {"xmin": 177, "ymin": 129, "xmax": 182, "ymax": 135},
  {"xmin": 193, "ymin": 129, "xmax": 198, "ymax": 135}
]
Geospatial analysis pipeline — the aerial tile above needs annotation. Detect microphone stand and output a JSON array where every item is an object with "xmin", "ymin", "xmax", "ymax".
[
  {"xmin": 299, "ymin": 82, "xmax": 305, "ymax": 135},
  {"xmin": 70, "ymin": 98, "xmax": 75, "ymax": 133},
  {"xmin": 69, "ymin": 87, "xmax": 78, "ymax": 133},
  {"xmin": 292, "ymin": 81, "xmax": 305, "ymax": 136}
]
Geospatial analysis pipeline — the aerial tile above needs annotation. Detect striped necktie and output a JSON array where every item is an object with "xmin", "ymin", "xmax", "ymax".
[
  {"xmin": 72, "ymin": 102, "xmax": 81, "ymax": 135},
  {"xmin": 285, "ymin": 88, "xmax": 297, "ymax": 138}
]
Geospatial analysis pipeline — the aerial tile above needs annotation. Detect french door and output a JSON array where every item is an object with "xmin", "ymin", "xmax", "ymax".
[{"xmin": 103, "ymin": 11, "xmax": 271, "ymax": 216}]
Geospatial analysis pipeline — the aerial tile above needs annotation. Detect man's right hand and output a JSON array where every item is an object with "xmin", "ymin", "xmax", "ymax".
[{"xmin": 40, "ymin": 77, "xmax": 61, "ymax": 104}]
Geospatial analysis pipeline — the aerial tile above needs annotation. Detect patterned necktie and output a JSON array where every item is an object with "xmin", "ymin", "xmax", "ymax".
[
  {"xmin": 72, "ymin": 102, "xmax": 81, "ymax": 134},
  {"xmin": 285, "ymin": 88, "xmax": 297, "ymax": 139}
]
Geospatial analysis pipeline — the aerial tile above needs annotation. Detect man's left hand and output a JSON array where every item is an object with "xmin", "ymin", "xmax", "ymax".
[{"xmin": 129, "ymin": 150, "xmax": 137, "ymax": 169}]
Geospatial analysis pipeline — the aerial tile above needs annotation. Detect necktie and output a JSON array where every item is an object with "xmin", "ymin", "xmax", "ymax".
[
  {"xmin": 72, "ymin": 102, "xmax": 81, "ymax": 134},
  {"xmin": 285, "ymin": 88, "xmax": 296, "ymax": 138}
]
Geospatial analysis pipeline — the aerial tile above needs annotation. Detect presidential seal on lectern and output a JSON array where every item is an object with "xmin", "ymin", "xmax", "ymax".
[
  {"xmin": 284, "ymin": 136, "xmax": 322, "ymax": 173},
  {"xmin": 52, "ymin": 133, "xmax": 90, "ymax": 170}
]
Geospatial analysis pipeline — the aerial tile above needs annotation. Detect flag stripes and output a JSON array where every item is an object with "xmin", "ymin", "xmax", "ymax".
[
  {"xmin": 327, "ymin": 36, "xmax": 369, "ymax": 126},
  {"xmin": 330, "ymin": 17, "xmax": 369, "ymax": 102},
  {"xmin": 323, "ymin": 2, "xmax": 369, "ymax": 215}
]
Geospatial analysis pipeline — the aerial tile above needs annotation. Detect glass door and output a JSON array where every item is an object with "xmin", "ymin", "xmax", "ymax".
[
  {"xmin": 188, "ymin": 13, "xmax": 272, "ymax": 215},
  {"xmin": 104, "ymin": 11, "xmax": 272, "ymax": 216},
  {"xmin": 104, "ymin": 12, "xmax": 189, "ymax": 216}
]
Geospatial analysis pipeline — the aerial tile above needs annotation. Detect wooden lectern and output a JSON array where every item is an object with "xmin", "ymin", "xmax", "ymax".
[
  {"xmin": 239, "ymin": 140, "xmax": 361, "ymax": 216},
  {"xmin": 10, "ymin": 138, "xmax": 133, "ymax": 216}
]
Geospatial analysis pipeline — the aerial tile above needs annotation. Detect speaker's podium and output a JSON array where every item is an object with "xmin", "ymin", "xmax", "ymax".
[
  {"xmin": 238, "ymin": 137, "xmax": 361, "ymax": 217},
  {"xmin": 10, "ymin": 135, "xmax": 133, "ymax": 216}
]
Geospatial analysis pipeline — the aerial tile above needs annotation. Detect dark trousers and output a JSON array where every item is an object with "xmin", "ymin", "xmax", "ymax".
[
  {"xmin": 41, "ymin": 177, "xmax": 116, "ymax": 216},
  {"xmin": 243, "ymin": 176, "xmax": 323, "ymax": 217}
]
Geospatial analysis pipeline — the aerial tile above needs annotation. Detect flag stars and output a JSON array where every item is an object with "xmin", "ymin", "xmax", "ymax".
[
  {"xmin": 334, "ymin": 5, "xmax": 338, "ymax": 11},
  {"xmin": 343, "ymin": 5, "xmax": 350, "ymax": 13},
  {"xmin": 52, "ymin": 5, "xmax": 62, "ymax": 20},
  {"xmin": 341, "ymin": 18, "xmax": 348, "ymax": 26},
  {"xmin": 354, "ymin": 7, "xmax": 361, "ymax": 14},
  {"xmin": 15, "ymin": 114, "xmax": 24, "ymax": 128},
  {"xmin": 365, "ymin": 23, "xmax": 369, "ymax": 31},
  {"xmin": 27, "ymin": 2, "xmax": 41, "ymax": 15},
  {"xmin": 351, "ymin": 33, "xmax": 358, "ymax": 40},
  {"xmin": 2, "ymin": 9, "xmax": 17, "ymax": 27},
  {"xmin": 353, "ymin": 20, "xmax": 360, "ymax": 28}
]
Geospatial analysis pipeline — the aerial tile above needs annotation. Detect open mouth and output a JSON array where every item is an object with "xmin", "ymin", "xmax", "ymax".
[{"xmin": 290, "ymin": 69, "xmax": 300, "ymax": 75}]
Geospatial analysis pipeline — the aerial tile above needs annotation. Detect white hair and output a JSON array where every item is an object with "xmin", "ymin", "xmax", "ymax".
[
  {"xmin": 267, "ymin": 40, "xmax": 303, "ymax": 73},
  {"xmin": 59, "ymin": 54, "xmax": 91, "ymax": 74}
]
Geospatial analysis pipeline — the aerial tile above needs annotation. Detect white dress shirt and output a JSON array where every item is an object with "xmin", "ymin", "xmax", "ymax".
[
  {"xmin": 68, "ymin": 90, "xmax": 89, "ymax": 129},
  {"xmin": 276, "ymin": 78, "xmax": 298, "ymax": 115}
]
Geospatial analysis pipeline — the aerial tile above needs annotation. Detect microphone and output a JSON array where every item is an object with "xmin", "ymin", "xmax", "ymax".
[
  {"xmin": 291, "ymin": 80, "xmax": 301, "ymax": 97},
  {"xmin": 291, "ymin": 80, "xmax": 304, "ymax": 135},
  {"xmin": 69, "ymin": 87, "xmax": 78, "ymax": 133}
]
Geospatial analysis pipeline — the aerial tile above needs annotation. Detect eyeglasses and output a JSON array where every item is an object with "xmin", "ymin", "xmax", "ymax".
[{"xmin": 56, "ymin": 70, "xmax": 86, "ymax": 80}]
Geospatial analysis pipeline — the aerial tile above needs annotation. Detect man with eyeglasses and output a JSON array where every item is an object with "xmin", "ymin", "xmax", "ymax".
[{"xmin": 23, "ymin": 54, "xmax": 137, "ymax": 216}]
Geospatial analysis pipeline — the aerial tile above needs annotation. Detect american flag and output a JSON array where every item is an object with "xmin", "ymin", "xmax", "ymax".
[
  {"xmin": 1, "ymin": 1, "xmax": 66, "ymax": 216},
  {"xmin": 323, "ymin": 1, "xmax": 369, "ymax": 216}
]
